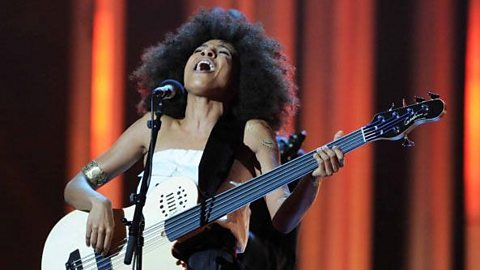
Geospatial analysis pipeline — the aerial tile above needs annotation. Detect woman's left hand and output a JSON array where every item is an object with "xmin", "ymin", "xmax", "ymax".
[{"xmin": 312, "ymin": 131, "xmax": 345, "ymax": 178}]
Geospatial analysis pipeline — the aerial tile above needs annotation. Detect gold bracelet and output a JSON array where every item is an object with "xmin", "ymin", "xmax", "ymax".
[{"xmin": 81, "ymin": 160, "xmax": 108, "ymax": 188}]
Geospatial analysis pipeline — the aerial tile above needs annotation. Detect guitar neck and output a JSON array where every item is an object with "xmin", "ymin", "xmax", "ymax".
[{"xmin": 164, "ymin": 127, "xmax": 368, "ymax": 241}]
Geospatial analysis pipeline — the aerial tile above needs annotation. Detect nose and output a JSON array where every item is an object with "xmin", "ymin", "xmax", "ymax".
[{"xmin": 200, "ymin": 47, "xmax": 216, "ymax": 58}]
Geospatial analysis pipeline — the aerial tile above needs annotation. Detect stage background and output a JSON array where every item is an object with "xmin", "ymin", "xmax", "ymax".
[{"xmin": 1, "ymin": 0, "xmax": 478, "ymax": 269}]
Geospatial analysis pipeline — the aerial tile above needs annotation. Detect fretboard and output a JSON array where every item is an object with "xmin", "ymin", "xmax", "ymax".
[{"xmin": 164, "ymin": 128, "xmax": 368, "ymax": 241}]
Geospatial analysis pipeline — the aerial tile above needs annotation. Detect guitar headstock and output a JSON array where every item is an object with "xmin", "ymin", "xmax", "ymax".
[{"xmin": 364, "ymin": 94, "xmax": 446, "ymax": 145}]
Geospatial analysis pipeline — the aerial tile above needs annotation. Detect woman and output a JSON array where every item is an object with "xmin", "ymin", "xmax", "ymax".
[{"xmin": 64, "ymin": 8, "xmax": 344, "ymax": 269}]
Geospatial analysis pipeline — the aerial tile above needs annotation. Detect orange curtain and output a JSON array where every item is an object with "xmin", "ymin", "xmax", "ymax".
[
  {"xmin": 465, "ymin": 0, "xmax": 480, "ymax": 269},
  {"xmin": 407, "ymin": 1, "xmax": 456, "ymax": 269},
  {"xmin": 297, "ymin": 1, "xmax": 374, "ymax": 270},
  {"xmin": 68, "ymin": 0, "xmax": 93, "ymax": 184},
  {"xmin": 69, "ymin": 0, "xmax": 125, "ymax": 209}
]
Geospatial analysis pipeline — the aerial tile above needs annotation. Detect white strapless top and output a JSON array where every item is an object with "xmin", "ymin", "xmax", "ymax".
[{"xmin": 138, "ymin": 149, "xmax": 203, "ymax": 193}]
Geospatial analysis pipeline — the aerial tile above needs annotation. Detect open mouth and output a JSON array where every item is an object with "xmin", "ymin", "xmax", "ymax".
[{"xmin": 194, "ymin": 59, "xmax": 215, "ymax": 72}]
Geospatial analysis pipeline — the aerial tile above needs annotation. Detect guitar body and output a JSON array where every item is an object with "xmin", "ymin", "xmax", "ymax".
[{"xmin": 42, "ymin": 177, "xmax": 198, "ymax": 270}]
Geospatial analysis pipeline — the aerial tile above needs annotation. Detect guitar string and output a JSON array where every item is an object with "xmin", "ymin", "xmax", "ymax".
[
  {"xmin": 162, "ymin": 131, "xmax": 366, "ymax": 240},
  {"xmin": 71, "ymin": 130, "xmax": 366, "ymax": 264},
  {"xmin": 90, "ymin": 111, "xmax": 412, "ymax": 269},
  {"xmin": 164, "ymin": 109, "xmax": 424, "ymax": 242},
  {"xmin": 73, "ymin": 111, "xmax": 417, "ymax": 268},
  {"xmin": 161, "ymin": 110, "xmax": 417, "ymax": 240},
  {"xmin": 144, "ymin": 130, "xmax": 365, "ymax": 242},
  {"xmin": 79, "ymin": 131, "xmax": 364, "ymax": 264},
  {"xmin": 76, "ymin": 138, "xmax": 359, "ymax": 269},
  {"xmin": 363, "ymin": 109, "xmax": 421, "ymax": 140},
  {"xmin": 81, "ymin": 140, "xmax": 367, "ymax": 269}
]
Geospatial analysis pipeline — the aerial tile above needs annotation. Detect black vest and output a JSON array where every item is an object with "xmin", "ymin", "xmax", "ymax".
[{"xmin": 197, "ymin": 113, "xmax": 245, "ymax": 200}]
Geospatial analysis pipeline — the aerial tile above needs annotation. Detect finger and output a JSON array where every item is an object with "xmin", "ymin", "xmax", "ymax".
[
  {"xmin": 102, "ymin": 228, "xmax": 113, "ymax": 256},
  {"xmin": 333, "ymin": 146, "xmax": 345, "ymax": 167},
  {"xmin": 334, "ymin": 130, "xmax": 344, "ymax": 140},
  {"xmin": 317, "ymin": 150, "xmax": 333, "ymax": 176},
  {"xmin": 86, "ymin": 224, "xmax": 92, "ymax": 246},
  {"xmin": 90, "ymin": 226, "xmax": 98, "ymax": 251},
  {"xmin": 325, "ymin": 148, "xmax": 339, "ymax": 172},
  {"xmin": 95, "ymin": 227, "xmax": 105, "ymax": 253},
  {"xmin": 312, "ymin": 152, "xmax": 326, "ymax": 177}
]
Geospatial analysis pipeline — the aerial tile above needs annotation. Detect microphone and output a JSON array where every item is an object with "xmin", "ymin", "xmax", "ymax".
[{"xmin": 152, "ymin": 79, "xmax": 185, "ymax": 99}]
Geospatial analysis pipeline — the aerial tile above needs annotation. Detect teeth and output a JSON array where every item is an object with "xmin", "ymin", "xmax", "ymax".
[{"xmin": 195, "ymin": 60, "xmax": 215, "ymax": 71}]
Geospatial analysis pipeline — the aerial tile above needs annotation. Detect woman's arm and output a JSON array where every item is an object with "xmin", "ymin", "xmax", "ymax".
[
  {"xmin": 243, "ymin": 119, "xmax": 344, "ymax": 233},
  {"xmin": 64, "ymin": 113, "xmax": 151, "ymax": 255}
]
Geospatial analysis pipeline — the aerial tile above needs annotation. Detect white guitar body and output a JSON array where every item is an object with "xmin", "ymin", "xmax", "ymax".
[{"xmin": 42, "ymin": 177, "xmax": 198, "ymax": 270}]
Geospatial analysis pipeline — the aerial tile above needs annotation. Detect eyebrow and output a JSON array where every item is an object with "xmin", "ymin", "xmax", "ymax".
[{"xmin": 198, "ymin": 43, "xmax": 234, "ymax": 52}]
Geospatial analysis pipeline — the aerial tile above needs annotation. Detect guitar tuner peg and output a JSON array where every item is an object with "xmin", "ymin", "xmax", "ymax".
[
  {"xmin": 415, "ymin": 96, "xmax": 425, "ymax": 103},
  {"xmin": 402, "ymin": 136, "xmax": 415, "ymax": 147},
  {"xmin": 388, "ymin": 102, "xmax": 395, "ymax": 111},
  {"xmin": 428, "ymin": 92, "xmax": 440, "ymax": 99}
]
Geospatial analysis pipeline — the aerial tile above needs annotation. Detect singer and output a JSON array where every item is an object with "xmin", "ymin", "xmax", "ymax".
[{"xmin": 64, "ymin": 8, "xmax": 344, "ymax": 270}]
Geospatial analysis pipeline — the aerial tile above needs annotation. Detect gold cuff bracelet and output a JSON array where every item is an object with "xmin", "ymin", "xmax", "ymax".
[{"xmin": 81, "ymin": 160, "xmax": 108, "ymax": 188}]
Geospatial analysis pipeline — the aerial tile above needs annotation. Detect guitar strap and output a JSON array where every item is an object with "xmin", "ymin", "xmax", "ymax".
[
  {"xmin": 198, "ymin": 112, "xmax": 245, "ymax": 201},
  {"xmin": 173, "ymin": 114, "xmax": 244, "ymax": 263}
]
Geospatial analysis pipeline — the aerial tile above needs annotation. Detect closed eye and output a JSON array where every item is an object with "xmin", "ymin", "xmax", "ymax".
[{"xmin": 219, "ymin": 50, "xmax": 231, "ymax": 56}]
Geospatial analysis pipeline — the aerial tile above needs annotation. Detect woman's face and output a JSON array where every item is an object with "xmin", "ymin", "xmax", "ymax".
[{"xmin": 184, "ymin": 39, "xmax": 237, "ymax": 101}]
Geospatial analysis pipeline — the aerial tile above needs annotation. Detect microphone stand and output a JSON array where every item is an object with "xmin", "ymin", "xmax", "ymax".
[{"xmin": 124, "ymin": 94, "xmax": 163, "ymax": 269}]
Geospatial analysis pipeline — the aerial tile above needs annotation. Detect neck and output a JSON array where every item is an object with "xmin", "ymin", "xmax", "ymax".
[{"xmin": 181, "ymin": 94, "xmax": 225, "ymax": 135}]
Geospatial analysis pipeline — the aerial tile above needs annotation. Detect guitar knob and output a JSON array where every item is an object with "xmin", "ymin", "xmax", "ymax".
[
  {"xmin": 388, "ymin": 102, "xmax": 395, "ymax": 111},
  {"xmin": 402, "ymin": 136, "xmax": 415, "ymax": 147},
  {"xmin": 428, "ymin": 92, "xmax": 440, "ymax": 99},
  {"xmin": 415, "ymin": 96, "xmax": 425, "ymax": 103}
]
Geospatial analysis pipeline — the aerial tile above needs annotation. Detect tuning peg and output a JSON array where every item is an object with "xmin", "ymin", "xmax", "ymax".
[
  {"xmin": 402, "ymin": 136, "xmax": 415, "ymax": 147},
  {"xmin": 388, "ymin": 102, "xmax": 395, "ymax": 111},
  {"xmin": 428, "ymin": 92, "xmax": 440, "ymax": 99},
  {"xmin": 415, "ymin": 96, "xmax": 425, "ymax": 103}
]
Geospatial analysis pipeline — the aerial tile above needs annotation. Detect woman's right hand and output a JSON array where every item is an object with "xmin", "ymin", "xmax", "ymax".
[{"xmin": 86, "ymin": 197, "xmax": 115, "ymax": 256}]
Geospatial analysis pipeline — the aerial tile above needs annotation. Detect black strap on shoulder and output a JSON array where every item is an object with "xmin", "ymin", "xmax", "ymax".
[{"xmin": 198, "ymin": 113, "xmax": 244, "ymax": 201}]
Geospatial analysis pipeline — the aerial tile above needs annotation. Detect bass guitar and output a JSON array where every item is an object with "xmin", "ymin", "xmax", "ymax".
[{"xmin": 42, "ymin": 96, "xmax": 445, "ymax": 270}]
